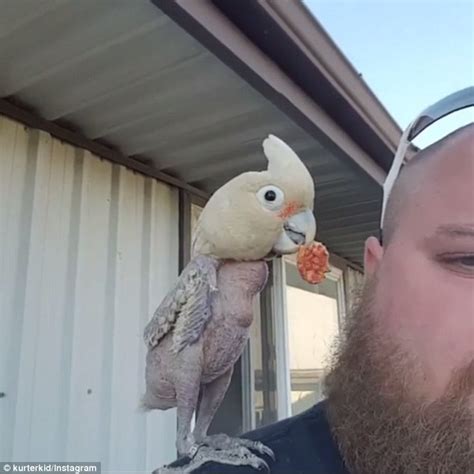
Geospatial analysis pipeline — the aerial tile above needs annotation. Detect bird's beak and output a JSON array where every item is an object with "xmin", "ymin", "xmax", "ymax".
[{"xmin": 272, "ymin": 209, "xmax": 316, "ymax": 255}]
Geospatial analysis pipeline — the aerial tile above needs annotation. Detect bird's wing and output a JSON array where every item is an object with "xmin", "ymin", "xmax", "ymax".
[{"xmin": 143, "ymin": 255, "xmax": 219, "ymax": 353}]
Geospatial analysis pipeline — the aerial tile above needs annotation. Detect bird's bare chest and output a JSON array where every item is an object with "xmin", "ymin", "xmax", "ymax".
[{"xmin": 201, "ymin": 261, "xmax": 268, "ymax": 382}]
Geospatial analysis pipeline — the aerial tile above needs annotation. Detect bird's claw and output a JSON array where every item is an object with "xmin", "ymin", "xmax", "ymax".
[
  {"xmin": 199, "ymin": 434, "xmax": 275, "ymax": 461},
  {"xmin": 195, "ymin": 446, "xmax": 269, "ymax": 471},
  {"xmin": 188, "ymin": 443, "xmax": 203, "ymax": 459},
  {"xmin": 251, "ymin": 441, "xmax": 276, "ymax": 461},
  {"xmin": 152, "ymin": 445, "xmax": 270, "ymax": 474},
  {"xmin": 152, "ymin": 465, "xmax": 187, "ymax": 474}
]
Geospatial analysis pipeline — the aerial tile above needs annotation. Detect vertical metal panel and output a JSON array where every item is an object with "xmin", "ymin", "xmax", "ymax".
[{"xmin": 0, "ymin": 115, "xmax": 179, "ymax": 470}]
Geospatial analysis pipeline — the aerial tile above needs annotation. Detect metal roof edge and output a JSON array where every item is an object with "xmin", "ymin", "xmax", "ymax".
[
  {"xmin": 210, "ymin": 0, "xmax": 402, "ymax": 172},
  {"xmin": 264, "ymin": 1, "xmax": 402, "ymax": 152}
]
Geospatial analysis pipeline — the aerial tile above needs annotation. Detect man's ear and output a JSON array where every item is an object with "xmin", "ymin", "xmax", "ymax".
[{"xmin": 364, "ymin": 236, "xmax": 383, "ymax": 277}]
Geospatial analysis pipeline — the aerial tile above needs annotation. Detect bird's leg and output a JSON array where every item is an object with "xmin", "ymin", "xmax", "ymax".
[
  {"xmin": 152, "ymin": 370, "xmax": 269, "ymax": 474},
  {"xmin": 188, "ymin": 369, "xmax": 274, "ymax": 469},
  {"xmin": 194, "ymin": 369, "xmax": 274, "ymax": 458},
  {"xmin": 193, "ymin": 368, "xmax": 234, "ymax": 443},
  {"xmin": 176, "ymin": 403, "xmax": 196, "ymax": 457},
  {"xmin": 174, "ymin": 348, "xmax": 203, "ymax": 457}
]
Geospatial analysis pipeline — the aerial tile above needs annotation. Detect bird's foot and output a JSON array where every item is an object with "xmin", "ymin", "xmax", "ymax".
[
  {"xmin": 152, "ymin": 445, "xmax": 271, "ymax": 474},
  {"xmin": 199, "ymin": 433, "xmax": 275, "ymax": 460}
]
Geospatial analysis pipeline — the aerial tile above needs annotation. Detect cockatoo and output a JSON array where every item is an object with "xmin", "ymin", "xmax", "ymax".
[{"xmin": 143, "ymin": 135, "xmax": 318, "ymax": 474}]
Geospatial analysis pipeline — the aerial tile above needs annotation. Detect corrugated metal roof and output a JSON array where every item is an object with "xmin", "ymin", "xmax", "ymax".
[
  {"xmin": 0, "ymin": 115, "xmax": 179, "ymax": 471},
  {"xmin": 0, "ymin": 0, "xmax": 382, "ymax": 266}
]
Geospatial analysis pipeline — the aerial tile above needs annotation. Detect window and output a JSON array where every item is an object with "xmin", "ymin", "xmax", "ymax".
[{"xmin": 284, "ymin": 256, "xmax": 345, "ymax": 416}]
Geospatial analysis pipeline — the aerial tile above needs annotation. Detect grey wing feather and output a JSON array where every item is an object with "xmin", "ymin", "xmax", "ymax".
[{"xmin": 143, "ymin": 255, "xmax": 219, "ymax": 352}]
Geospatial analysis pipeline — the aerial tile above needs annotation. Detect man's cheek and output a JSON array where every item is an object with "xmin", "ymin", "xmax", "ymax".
[
  {"xmin": 381, "ymin": 274, "xmax": 430, "ymax": 340},
  {"xmin": 392, "ymin": 271, "xmax": 472, "ymax": 395},
  {"xmin": 417, "ymin": 268, "xmax": 474, "ymax": 367},
  {"xmin": 376, "ymin": 255, "xmax": 426, "ymax": 331},
  {"xmin": 433, "ymin": 286, "xmax": 474, "ymax": 375}
]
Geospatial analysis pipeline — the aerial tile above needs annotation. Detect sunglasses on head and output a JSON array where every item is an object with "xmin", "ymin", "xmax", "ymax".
[{"xmin": 380, "ymin": 86, "xmax": 474, "ymax": 242}]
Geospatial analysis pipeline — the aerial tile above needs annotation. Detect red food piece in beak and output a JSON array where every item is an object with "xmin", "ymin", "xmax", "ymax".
[{"xmin": 297, "ymin": 241, "xmax": 330, "ymax": 284}]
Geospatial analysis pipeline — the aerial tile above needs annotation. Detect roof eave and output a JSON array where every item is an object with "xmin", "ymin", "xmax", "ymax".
[{"xmin": 210, "ymin": 0, "xmax": 403, "ymax": 171}]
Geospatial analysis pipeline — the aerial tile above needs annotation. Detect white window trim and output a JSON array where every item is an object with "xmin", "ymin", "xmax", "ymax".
[{"xmin": 325, "ymin": 265, "xmax": 347, "ymax": 326}]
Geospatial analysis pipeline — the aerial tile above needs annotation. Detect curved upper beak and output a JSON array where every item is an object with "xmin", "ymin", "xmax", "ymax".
[{"xmin": 272, "ymin": 209, "xmax": 316, "ymax": 255}]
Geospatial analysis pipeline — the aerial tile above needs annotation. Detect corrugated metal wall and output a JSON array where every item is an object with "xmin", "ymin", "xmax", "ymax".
[{"xmin": 0, "ymin": 115, "xmax": 179, "ymax": 472}]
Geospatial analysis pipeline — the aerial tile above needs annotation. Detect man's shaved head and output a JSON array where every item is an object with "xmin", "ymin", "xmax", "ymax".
[
  {"xmin": 382, "ymin": 122, "xmax": 474, "ymax": 244},
  {"xmin": 326, "ymin": 122, "xmax": 474, "ymax": 473}
]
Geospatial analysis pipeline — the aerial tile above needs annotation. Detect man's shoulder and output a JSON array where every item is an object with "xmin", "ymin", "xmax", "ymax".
[{"xmin": 170, "ymin": 401, "xmax": 348, "ymax": 474}]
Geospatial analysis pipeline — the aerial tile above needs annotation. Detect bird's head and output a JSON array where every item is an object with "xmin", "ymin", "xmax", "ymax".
[{"xmin": 192, "ymin": 135, "xmax": 316, "ymax": 261}]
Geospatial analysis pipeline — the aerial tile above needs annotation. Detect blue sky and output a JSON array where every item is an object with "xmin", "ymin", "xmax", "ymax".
[{"xmin": 304, "ymin": 0, "xmax": 473, "ymax": 147}]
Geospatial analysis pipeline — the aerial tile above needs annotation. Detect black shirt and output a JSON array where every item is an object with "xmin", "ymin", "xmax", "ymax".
[{"xmin": 170, "ymin": 400, "xmax": 349, "ymax": 474}]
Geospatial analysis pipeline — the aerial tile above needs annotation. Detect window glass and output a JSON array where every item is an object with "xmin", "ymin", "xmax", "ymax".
[{"xmin": 285, "ymin": 260, "xmax": 342, "ymax": 415}]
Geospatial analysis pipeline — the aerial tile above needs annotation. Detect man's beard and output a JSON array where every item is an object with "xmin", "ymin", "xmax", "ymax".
[{"xmin": 324, "ymin": 277, "xmax": 474, "ymax": 474}]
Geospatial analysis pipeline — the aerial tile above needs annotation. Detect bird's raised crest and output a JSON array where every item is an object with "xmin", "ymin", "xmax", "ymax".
[
  {"xmin": 262, "ymin": 134, "xmax": 314, "ymax": 191},
  {"xmin": 263, "ymin": 134, "xmax": 304, "ymax": 174}
]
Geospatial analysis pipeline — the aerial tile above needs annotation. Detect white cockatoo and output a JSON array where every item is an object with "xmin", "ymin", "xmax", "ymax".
[{"xmin": 143, "ymin": 135, "xmax": 316, "ymax": 474}]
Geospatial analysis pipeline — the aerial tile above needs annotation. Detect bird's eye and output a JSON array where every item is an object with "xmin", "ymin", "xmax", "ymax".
[
  {"xmin": 257, "ymin": 185, "xmax": 285, "ymax": 211},
  {"xmin": 265, "ymin": 190, "xmax": 276, "ymax": 201}
]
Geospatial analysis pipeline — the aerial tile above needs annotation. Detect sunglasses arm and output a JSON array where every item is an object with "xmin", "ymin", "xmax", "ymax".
[{"xmin": 380, "ymin": 120, "xmax": 415, "ymax": 227}]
